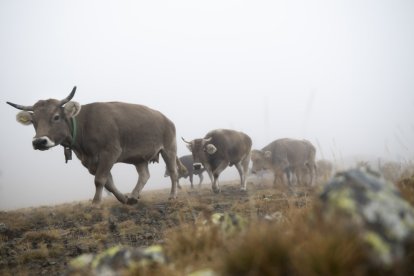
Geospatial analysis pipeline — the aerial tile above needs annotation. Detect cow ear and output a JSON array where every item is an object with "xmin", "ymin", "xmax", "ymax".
[
  {"xmin": 264, "ymin": 151, "xmax": 272, "ymax": 159},
  {"xmin": 64, "ymin": 101, "xmax": 81, "ymax": 118},
  {"xmin": 16, "ymin": 111, "xmax": 33, "ymax": 125},
  {"xmin": 205, "ymin": 144, "xmax": 217, "ymax": 155}
]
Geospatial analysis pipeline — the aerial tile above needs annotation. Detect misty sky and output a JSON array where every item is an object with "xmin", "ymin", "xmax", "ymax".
[{"xmin": 1, "ymin": 1, "xmax": 413, "ymax": 210}]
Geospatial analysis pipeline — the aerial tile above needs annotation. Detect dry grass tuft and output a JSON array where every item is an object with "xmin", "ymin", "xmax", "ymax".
[{"xmin": 396, "ymin": 175, "xmax": 414, "ymax": 206}]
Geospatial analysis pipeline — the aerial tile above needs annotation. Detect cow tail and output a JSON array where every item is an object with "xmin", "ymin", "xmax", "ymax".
[{"xmin": 177, "ymin": 156, "xmax": 188, "ymax": 176}]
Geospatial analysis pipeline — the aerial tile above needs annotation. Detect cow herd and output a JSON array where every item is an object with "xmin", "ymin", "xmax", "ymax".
[{"xmin": 7, "ymin": 87, "xmax": 329, "ymax": 205}]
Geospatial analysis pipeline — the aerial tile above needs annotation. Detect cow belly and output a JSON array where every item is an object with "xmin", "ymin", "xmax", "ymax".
[{"xmin": 119, "ymin": 147, "xmax": 162, "ymax": 164}]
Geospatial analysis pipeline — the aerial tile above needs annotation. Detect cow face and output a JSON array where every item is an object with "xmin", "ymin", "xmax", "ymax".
[
  {"xmin": 250, "ymin": 149, "xmax": 272, "ymax": 173},
  {"xmin": 8, "ymin": 87, "xmax": 81, "ymax": 151},
  {"xmin": 183, "ymin": 137, "xmax": 217, "ymax": 170}
]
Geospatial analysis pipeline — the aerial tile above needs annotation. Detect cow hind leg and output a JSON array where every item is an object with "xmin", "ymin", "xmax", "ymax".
[
  {"xmin": 235, "ymin": 162, "xmax": 247, "ymax": 191},
  {"xmin": 161, "ymin": 150, "xmax": 179, "ymax": 199},
  {"xmin": 238, "ymin": 154, "xmax": 251, "ymax": 191},
  {"xmin": 127, "ymin": 162, "xmax": 150, "ymax": 205}
]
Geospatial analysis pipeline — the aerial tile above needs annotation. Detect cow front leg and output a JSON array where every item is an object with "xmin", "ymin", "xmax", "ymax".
[
  {"xmin": 198, "ymin": 173, "xmax": 204, "ymax": 187},
  {"xmin": 189, "ymin": 173, "xmax": 194, "ymax": 188},
  {"xmin": 212, "ymin": 161, "xmax": 229, "ymax": 194},
  {"xmin": 105, "ymin": 172, "xmax": 127, "ymax": 204},
  {"xmin": 92, "ymin": 152, "xmax": 119, "ymax": 204},
  {"xmin": 127, "ymin": 162, "xmax": 150, "ymax": 205},
  {"xmin": 93, "ymin": 171, "xmax": 111, "ymax": 204}
]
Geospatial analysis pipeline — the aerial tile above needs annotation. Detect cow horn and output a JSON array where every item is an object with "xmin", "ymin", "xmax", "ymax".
[
  {"xmin": 6, "ymin": 101, "xmax": 34, "ymax": 111},
  {"xmin": 204, "ymin": 137, "xmax": 212, "ymax": 142},
  {"xmin": 59, "ymin": 86, "xmax": 77, "ymax": 106},
  {"xmin": 181, "ymin": 137, "xmax": 191, "ymax": 144}
]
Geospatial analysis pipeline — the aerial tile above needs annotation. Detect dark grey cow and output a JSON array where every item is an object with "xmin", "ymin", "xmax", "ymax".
[
  {"xmin": 164, "ymin": 154, "xmax": 207, "ymax": 188},
  {"xmin": 7, "ymin": 86, "xmax": 184, "ymax": 204},
  {"xmin": 182, "ymin": 129, "xmax": 252, "ymax": 193},
  {"xmin": 251, "ymin": 138, "xmax": 316, "ymax": 187}
]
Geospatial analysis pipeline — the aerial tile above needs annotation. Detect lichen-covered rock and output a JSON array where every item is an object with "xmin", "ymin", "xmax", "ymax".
[
  {"xmin": 67, "ymin": 245, "xmax": 165, "ymax": 275},
  {"xmin": 320, "ymin": 168, "xmax": 414, "ymax": 265}
]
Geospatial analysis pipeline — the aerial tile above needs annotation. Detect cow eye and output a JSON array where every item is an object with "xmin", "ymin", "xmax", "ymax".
[{"xmin": 53, "ymin": 114, "xmax": 60, "ymax": 121}]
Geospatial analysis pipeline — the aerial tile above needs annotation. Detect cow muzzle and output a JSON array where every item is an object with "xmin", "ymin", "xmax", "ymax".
[
  {"xmin": 193, "ymin": 162, "xmax": 202, "ymax": 170},
  {"xmin": 32, "ymin": 136, "xmax": 55, "ymax": 151}
]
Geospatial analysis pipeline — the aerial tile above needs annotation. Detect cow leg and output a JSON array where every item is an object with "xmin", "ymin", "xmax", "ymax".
[
  {"xmin": 291, "ymin": 167, "xmax": 299, "ymax": 186},
  {"xmin": 127, "ymin": 162, "xmax": 150, "ymax": 205},
  {"xmin": 198, "ymin": 173, "xmax": 204, "ymax": 187},
  {"xmin": 93, "ymin": 174, "xmax": 106, "ymax": 204},
  {"xmin": 283, "ymin": 167, "xmax": 296, "ymax": 194},
  {"xmin": 189, "ymin": 173, "xmax": 194, "ymax": 189},
  {"xmin": 237, "ymin": 153, "xmax": 251, "ymax": 191},
  {"xmin": 284, "ymin": 167, "xmax": 292, "ymax": 186},
  {"xmin": 161, "ymin": 150, "xmax": 179, "ymax": 199},
  {"xmin": 306, "ymin": 162, "xmax": 317, "ymax": 186},
  {"xmin": 205, "ymin": 169, "xmax": 214, "ymax": 185},
  {"xmin": 235, "ymin": 162, "xmax": 247, "ymax": 191},
  {"xmin": 93, "ymin": 164, "xmax": 115, "ymax": 204},
  {"xmin": 91, "ymin": 150, "xmax": 122, "ymax": 204},
  {"xmin": 212, "ymin": 161, "xmax": 229, "ymax": 193},
  {"xmin": 272, "ymin": 169, "xmax": 284, "ymax": 188},
  {"xmin": 105, "ymin": 173, "xmax": 127, "ymax": 204}
]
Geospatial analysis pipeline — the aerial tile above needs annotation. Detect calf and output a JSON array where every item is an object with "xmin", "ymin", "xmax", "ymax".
[{"xmin": 164, "ymin": 154, "xmax": 207, "ymax": 188}]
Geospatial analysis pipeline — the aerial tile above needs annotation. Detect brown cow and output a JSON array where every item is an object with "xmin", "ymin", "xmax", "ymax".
[
  {"xmin": 251, "ymin": 138, "xmax": 316, "ymax": 187},
  {"xmin": 7, "ymin": 86, "xmax": 184, "ymax": 204},
  {"xmin": 182, "ymin": 129, "xmax": 252, "ymax": 193}
]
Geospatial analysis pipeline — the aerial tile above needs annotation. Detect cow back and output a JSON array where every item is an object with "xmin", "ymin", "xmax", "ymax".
[
  {"xmin": 205, "ymin": 129, "xmax": 252, "ymax": 165},
  {"xmin": 263, "ymin": 138, "xmax": 315, "ymax": 168}
]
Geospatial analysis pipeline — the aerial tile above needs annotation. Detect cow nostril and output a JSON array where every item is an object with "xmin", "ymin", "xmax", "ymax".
[
  {"xmin": 32, "ymin": 138, "xmax": 48, "ymax": 149},
  {"xmin": 193, "ymin": 164, "xmax": 201, "ymax": 170},
  {"xmin": 33, "ymin": 138, "xmax": 45, "ymax": 146}
]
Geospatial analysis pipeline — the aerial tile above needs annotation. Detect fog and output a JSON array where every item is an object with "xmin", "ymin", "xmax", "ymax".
[{"xmin": 1, "ymin": 1, "xmax": 413, "ymax": 210}]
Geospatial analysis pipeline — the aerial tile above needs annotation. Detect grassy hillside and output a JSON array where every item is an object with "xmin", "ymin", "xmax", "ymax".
[{"xmin": 1, "ymin": 175, "xmax": 414, "ymax": 275}]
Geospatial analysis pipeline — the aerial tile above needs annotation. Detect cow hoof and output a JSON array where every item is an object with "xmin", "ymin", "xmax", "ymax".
[
  {"xmin": 168, "ymin": 195, "xmax": 177, "ymax": 200},
  {"xmin": 126, "ymin": 197, "xmax": 138, "ymax": 205},
  {"xmin": 213, "ymin": 188, "xmax": 221, "ymax": 194},
  {"xmin": 92, "ymin": 199, "xmax": 102, "ymax": 205}
]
